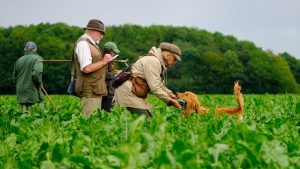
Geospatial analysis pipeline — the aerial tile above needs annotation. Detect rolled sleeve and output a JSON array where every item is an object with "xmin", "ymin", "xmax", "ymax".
[{"xmin": 76, "ymin": 41, "xmax": 92, "ymax": 71}]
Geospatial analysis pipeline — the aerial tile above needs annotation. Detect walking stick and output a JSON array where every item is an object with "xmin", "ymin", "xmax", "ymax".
[
  {"xmin": 40, "ymin": 60, "xmax": 71, "ymax": 62},
  {"xmin": 41, "ymin": 85, "xmax": 56, "ymax": 109}
]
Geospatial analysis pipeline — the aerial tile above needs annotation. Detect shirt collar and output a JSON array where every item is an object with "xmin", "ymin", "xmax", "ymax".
[{"xmin": 82, "ymin": 33, "xmax": 98, "ymax": 45}]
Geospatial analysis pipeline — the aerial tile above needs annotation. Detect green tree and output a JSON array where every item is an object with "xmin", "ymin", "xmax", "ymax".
[
  {"xmin": 1, "ymin": 23, "xmax": 299, "ymax": 94},
  {"xmin": 273, "ymin": 55, "xmax": 300, "ymax": 93},
  {"xmin": 281, "ymin": 52, "xmax": 300, "ymax": 84}
]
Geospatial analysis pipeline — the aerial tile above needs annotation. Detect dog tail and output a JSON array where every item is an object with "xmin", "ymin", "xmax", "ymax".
[{"xmin": 215, "ymin": 81, "xmax": 244, "ymax": 122}]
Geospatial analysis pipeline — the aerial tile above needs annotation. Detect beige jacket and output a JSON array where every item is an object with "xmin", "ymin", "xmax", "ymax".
[{"xmin": 113, "ymin": 47, "xmax": 173, "ymax": 109}]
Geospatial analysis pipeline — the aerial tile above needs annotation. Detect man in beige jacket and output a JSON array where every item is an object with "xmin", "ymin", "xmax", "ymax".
[{"xmin": 113, "ymin": 42, "xmax": 182, "ymax": 117}]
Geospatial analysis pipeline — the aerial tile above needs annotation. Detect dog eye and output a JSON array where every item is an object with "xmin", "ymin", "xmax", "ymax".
[{"xmin": 185, "ymin": 93, "xmax": 188, "ymax": 96}]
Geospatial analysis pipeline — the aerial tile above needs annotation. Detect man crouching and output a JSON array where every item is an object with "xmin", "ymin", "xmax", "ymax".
[{"xmin": 113, "ymin": 42, "xmax": 182, "ymax": 117}]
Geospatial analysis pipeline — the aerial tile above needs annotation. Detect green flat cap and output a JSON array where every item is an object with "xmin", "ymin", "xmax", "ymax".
[{"xmin": 104, "ymin": 42, "xmax": 120, "ymax": 54}]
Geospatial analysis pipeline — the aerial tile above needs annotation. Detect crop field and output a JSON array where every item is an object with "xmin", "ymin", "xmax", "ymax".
[{"xmin": 0, "ymin": 94, "xmax": 299, "ymax": 169}]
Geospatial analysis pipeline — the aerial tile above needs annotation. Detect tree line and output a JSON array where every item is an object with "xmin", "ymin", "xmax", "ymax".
[{"xmin": 0, "ymin": 23, "xmax": 299, "ymax": 94}]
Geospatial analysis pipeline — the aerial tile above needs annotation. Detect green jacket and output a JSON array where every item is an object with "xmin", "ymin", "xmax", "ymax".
[{"xmin": 13, "ymin": 52, "xmax": 44, "ymax": 104}]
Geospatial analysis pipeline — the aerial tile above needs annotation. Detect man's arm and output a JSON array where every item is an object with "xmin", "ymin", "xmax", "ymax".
[
  {"xmin": 76, "ymin": 41, "xmax": 112, "ymax": 73},
  {"xmin": 32, "ymin": 58, "xmax": 43, "ymax": 87},
  {"xmin": 143, "ymin": 59, "xmax": 181, "ymax": 108},
  {"xmin": 83, "ymin": 54, "xmax": 112, "ymax": 73}
]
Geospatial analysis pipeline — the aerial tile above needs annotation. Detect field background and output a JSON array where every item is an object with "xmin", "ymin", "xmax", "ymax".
[{"xmin": 0, "ymin": 94, "xmax": 299, "ymax": 169}]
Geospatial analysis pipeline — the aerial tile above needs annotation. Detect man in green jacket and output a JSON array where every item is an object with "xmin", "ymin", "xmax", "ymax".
[
  {"xmin": 13, "ymin": 41, "xmax": 44, "ymax": 111},
  {"xmin": 102, "ymin": 42, "xmax": 121, "ymax": 112}
]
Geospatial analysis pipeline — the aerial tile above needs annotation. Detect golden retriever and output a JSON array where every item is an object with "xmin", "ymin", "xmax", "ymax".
[
  {"xmin": 176, "ymin": 91, "xmax": 210, "ymax": 118},
  {"xmin": 177, "ymin": 81, "xmax": 244, "ymax": 122}
]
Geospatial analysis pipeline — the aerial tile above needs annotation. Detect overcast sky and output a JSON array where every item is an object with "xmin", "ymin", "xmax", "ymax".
[{"xmin": 1, "ymin": 0, "xmax": 299, "ymax": 58}]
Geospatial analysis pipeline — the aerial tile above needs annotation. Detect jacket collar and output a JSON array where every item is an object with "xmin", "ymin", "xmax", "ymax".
[
  {"xmin": 24, "ymin": 51, "xmax": 37, "ymax": 55},
  {"xmin": 148, "ymin": 46, "xmax": 167, "ymax": 70}
]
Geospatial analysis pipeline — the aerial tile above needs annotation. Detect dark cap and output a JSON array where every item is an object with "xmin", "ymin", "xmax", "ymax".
[
  {"xmin": 24, "ymin": 41, "xmax": 37, "ymax": 51},
  {"xmin": 84, "ymin": 19, "xmax": 105, "ymax": 34},
  {"xmin": 159, "ymin": 42, "xmax": 181, "ymax": 61}
]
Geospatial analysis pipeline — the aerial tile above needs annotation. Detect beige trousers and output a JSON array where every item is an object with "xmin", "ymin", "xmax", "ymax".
[{"xmin": 81, "ymin": 97, "xmax": 102, "ymax": 116}]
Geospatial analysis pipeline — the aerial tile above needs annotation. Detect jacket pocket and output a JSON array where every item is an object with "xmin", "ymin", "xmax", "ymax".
[{"xmin": 92, "ymin": 80, "xmax": 107, "ymax": 95}]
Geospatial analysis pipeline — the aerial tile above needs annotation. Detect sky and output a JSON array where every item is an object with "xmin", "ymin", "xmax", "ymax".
[{"xmin": 1, "ymin": 0, "xmax": 300, "ymax": 58}]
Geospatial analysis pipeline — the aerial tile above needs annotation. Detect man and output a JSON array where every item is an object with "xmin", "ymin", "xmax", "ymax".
[
  {"xmin": 13, "ymin": 41, "xmax": 44, "ymax": 111},
  {"xmin": 102, "ymin": 42, "xmax": 121, "ymax": 112},
  {"xmin": 74, "ymin": 19, "xmax": 113, "ymax": 116},
  {"xmin": 113, "ymin": 42, "xmax": 182, "ymax": 117}
]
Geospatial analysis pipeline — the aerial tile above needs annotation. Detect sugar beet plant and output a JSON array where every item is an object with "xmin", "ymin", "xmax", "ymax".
[{"xmin": 0, "ymin": 94, "xmax": 299, "ymax": 169}]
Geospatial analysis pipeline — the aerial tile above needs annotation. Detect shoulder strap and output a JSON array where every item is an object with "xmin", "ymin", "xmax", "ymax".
[
  {"xmin": 70, "ymin": 39, "xmax": 82, "ymax": 81},
  {"xmin": 70, "ymin": 37, "xmax": 85, "ymax": 81},
  {"xmin": 70, "ymin": 51, "xmax": 76, "ymax": 81},
  {"xmin": 124, "ymin": 55, "xmax": 143, "ymax": 71}
]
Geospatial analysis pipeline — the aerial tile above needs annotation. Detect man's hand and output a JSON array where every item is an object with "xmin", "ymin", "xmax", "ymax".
[
  {"xmin": 102, "ymin": 54, "xmax": 113, "ymax": 64},
  {"xmin": 83, "ymin": 54, "xmax": 113, "ymax": 73},
  {"xmin": 169, "ymin": 99, "xmax": 182, "ymax": 109}
]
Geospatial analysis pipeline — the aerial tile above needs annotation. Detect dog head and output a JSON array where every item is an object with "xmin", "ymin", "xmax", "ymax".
[{"xmin": 176, "ymin": 91, "xmax": 209, "ymax": 118}]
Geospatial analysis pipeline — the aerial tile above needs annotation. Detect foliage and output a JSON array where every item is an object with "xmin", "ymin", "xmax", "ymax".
[
  {"xmin": 1, "ymin": 23, "xmax": 300, "ymax": 94},
  {"xmin": 0, "ymin": 94, "xmax": 299, "ymax": 168},
  {"xmin": 281, "ymin": 52, "xmax": 300, "ymax": 86}
]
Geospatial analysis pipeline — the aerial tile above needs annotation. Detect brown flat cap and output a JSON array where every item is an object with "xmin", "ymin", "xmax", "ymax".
[
  {"xmin": 159, "ymin": 42, "xmax": 181, "ymax": 61},
  {"xmin": 84, "ymin": 19, "xmax": 105, "ymax": 34}
]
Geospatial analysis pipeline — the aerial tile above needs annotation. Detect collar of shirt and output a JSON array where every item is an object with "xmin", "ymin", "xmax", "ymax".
[{"xmin": 82, "ymin": 33, "xmax": 99, "ymax": 46}]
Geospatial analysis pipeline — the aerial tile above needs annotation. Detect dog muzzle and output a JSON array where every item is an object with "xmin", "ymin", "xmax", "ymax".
[{"xmin": 177, "ymin": 98, "xmax": 187, "ymax": 109}]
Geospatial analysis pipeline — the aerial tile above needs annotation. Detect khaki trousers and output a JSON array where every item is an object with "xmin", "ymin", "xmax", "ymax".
[{"xmin": 81, "ymin": 97, "xmax": 102, "ymax": 116}]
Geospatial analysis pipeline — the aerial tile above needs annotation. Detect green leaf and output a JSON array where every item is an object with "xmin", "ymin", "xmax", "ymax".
[
  {"xmin": 172, "ymin": 140, "xmax": 186, "ymax": 154},
  {"xmin": 261, "ymin": 140, "xmax": 289, "ymax": 168},
  {"xmin": 208, "ymin": 144, "xmax": 229, "ymax": 164},
  {"xmin": 40, "ymin": 160, "xmax": 56, "ymax": 169},
  {"xmin": 52, "ymin": 143, "xmax": 63, "ymax": 162}
]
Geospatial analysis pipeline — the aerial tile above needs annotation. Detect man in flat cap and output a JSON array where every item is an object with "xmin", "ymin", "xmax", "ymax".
[
  {"xmin": 113, "ymin": 42, "xmax": 182, "ymax": 117},
  {"xmin": 13, "ymin": 41, "xmax": 44, "ymax": 111},
  {"xmin": 102, "ymin": 42, "xmax": 121, "ymax": 112},
  {"xmin": 73, "ymin": 19, "xmax": 113, "ymax": 116}
]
